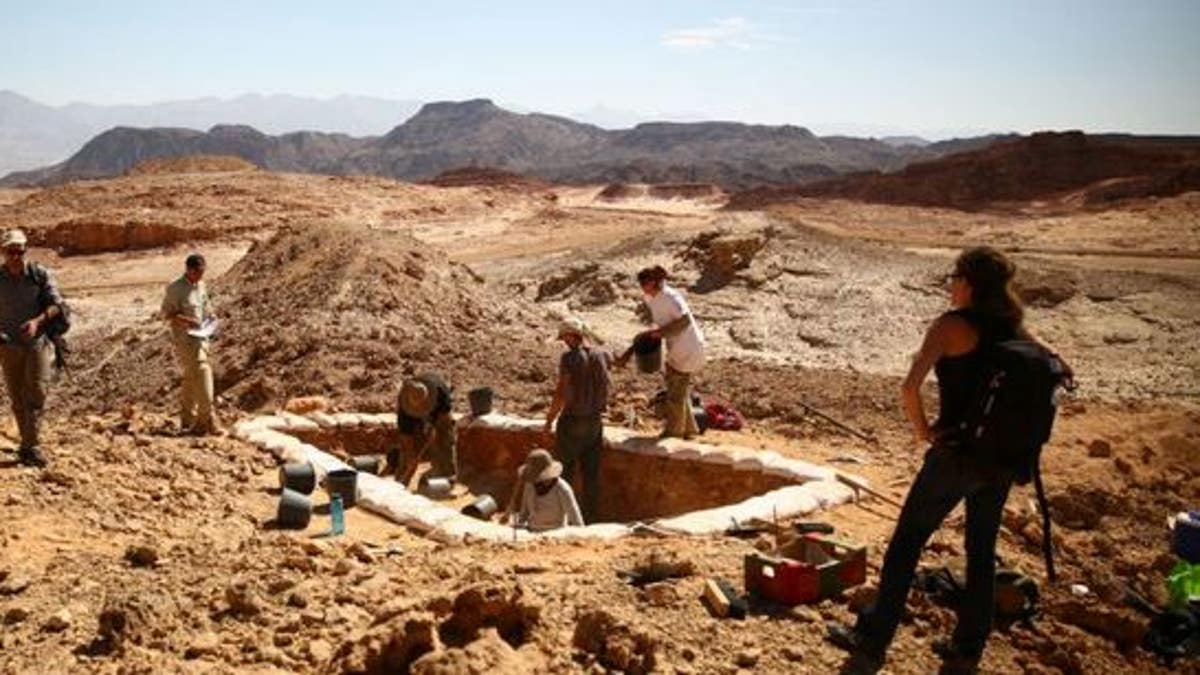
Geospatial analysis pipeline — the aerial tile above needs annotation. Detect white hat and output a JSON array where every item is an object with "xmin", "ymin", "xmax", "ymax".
[
  {"xmin": 2, "ymin": 230, "xmax": 28, "ymax": 248},
  {"xmin": 558, "ymin": 317, "xmax": 604, "ymax": 345}
]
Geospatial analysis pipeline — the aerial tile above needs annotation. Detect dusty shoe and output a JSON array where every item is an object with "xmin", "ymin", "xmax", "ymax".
[
  {"xmin": 932, "ymin": 639, "xmax": 981, "ymax": 673},
  {"xmin": 826, "ymin": 622, "xmax": 883, "ymax": 674},
  {"xmin": 192, "ymin": 419, "xmax": 226, "ymax": 437},
  {"xmin": 17, "ymin": 446, "xmax": 47, "ymax": 468}
]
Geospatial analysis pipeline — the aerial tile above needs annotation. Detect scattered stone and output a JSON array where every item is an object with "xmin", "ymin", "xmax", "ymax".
[
  {"xmin": 185, "ymin": 631, "xmax": 222, "ymax": 659},
  {"xmin": 574, "ymin": 609, "xmax": 658, "ymax": 675},
  {"xmin": 410, "ymin": 628, "xmax": 529, "ymax": 674},
  {"xmin": 267, "ymin": 577, "xmax": 297, "ymax": 595},
  {"xmin": 782, "ymin": 645, "xmax": 805, "ymax": 662},
  {"xmin": 333, "ymin": 558, "xmax": 357, "ymax": 576},
  {"xmin": 3, "ymin": 606, "xmax": 30, "ymax": 625},
  {"xmin": 735, "ymin": 648, "xmax": 761, "ymax": 668},
  {"xmin": 0, "ymin": 573, "xmax": 31, "ymax": 595},
  {"xmin": 347, "ymin": 542, "xmax": 377, "ymax": 565},
  {"xmin": 307, "ymin": 638, "xmax": 333, "ymax": 663},
  {"xmin": 42, "ymin": 608, "xmax": 73, "ymax": 633},
  {"xmin": 788, "ymin": 606, "xmax": 821, "ymax": 624},
  {"xmin": 846, "ymin": 585, "xmax": 878, "ymax": 614},
  {"xmin": 287, "ymin": 591, "xmax": 309, "ymax": 609},
  {"xmin": 225, "ymin": 582, "xmax": 264, "ymax": 617},
  {"xmin": 124, "ymin": 544, "xmax": 159, "ymax": 568},
  {"xmin": 641, "ymin": 582, "xmax": 681, "ymax": 607},
  {"xmin": 1114, "ymin": 457, "xmax": 1134, "ymax": 475},
  {"xmin": 1087, "ymin": 439, "xmax": 1113, "ymax": 458}
]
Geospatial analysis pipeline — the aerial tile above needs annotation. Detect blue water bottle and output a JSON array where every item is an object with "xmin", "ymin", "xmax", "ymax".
[{"xmin": 330, "ymin": 494, "xmax": 345, "ymax": 536}]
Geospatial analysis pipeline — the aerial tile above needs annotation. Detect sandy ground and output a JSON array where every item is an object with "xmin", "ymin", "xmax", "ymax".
[{"xmin": 0, "ymin": 172, "xmax": 1198, "ymax": 674}]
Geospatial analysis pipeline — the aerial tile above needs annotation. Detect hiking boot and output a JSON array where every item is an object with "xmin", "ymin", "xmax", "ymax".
[
  {"xmin": 826, "ymin": 622, "xmax": 883, "ymax": 673},
  {"xmin": 932, "ymin": 639, "xmax": 981, "ymax": 673},
  {"xmin": 17, "ymin": 446, "xmax": 47, "ymax": 468}
]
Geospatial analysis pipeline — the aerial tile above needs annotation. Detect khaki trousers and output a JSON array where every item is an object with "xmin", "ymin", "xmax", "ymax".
[
  {"xmin": 1, "ymin": 342, "xmax": 53, "ymax": 450},
  {"xmin": 663, "ymin": 364, "xmax": 699, "ymax": 438},
  {"xmin": 174, "ymin": 337, "xmax": 214, "ymax": 427}
]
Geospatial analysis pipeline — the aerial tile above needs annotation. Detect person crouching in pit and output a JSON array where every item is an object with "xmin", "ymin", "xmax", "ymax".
[
  {"xmin": 543, "ymin": 317, "xmax": 613, "ymax": 523},
  {"xmin": 391, "ymin": 373, "xmax": 457, "ymax": 486},
  {"xmin": 509, "ymin": 449, "xmax": 583, "ymax": 532}
]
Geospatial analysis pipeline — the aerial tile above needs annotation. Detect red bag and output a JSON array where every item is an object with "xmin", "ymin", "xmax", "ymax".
[{"xmin": 704, "ymin": 402, "xmax": 744, "ymax": 431}]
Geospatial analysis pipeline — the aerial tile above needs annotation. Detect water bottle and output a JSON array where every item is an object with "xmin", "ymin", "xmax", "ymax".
[{"xmin": 330, "ymin": 494, "xmax": 345, "ymax": 536}]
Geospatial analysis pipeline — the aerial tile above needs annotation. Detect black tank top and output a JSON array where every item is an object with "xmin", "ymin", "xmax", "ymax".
[{"xmin": 933, "ymin": 309, "xmax": 1016, "ymax": 430}]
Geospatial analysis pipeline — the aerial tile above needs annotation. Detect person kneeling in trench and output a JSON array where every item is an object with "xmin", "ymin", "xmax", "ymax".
[
  {"xmin": 507, "ymin": 449, "xmax": 583, "ymax": 532},
  {"xmin": 391, "ymin": 374, "xmax": 457, "ymax": 486}
]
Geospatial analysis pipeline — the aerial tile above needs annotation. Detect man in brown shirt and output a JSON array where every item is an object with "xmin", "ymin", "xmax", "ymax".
[
  {"xmin": 543, "ymin": 318, "xmax": 612, "ymax": 522},
  {"xmin": 0, "ymin": 230, "xmax": 65, "ymax": 467}
]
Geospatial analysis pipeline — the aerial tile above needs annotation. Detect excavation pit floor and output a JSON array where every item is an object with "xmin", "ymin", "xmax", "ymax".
[{"xmin": 235, "ymin": 411, "xmax": 860, "ymax": 543}]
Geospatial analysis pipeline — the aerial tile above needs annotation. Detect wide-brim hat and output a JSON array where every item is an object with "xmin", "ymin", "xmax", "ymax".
[
  {"xmin": 2, "ymin": 229, "xmax": 27, "ymax": 249},
  {"xmin": 519, "ymin": 449, "xmax": 562, "ymax": 484},
  {"xmin": 558, "ymin": 317, "xmax": 604, "ymax": 345},
  {"xmin": 398, "ymin": 379, "xmax": 434, "ymax": 418}
]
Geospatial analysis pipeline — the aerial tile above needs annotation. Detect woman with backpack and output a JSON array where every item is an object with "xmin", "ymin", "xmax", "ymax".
[{"xmin": 827, "ymin": 247, "xmax": 1072, "ymax": 674}]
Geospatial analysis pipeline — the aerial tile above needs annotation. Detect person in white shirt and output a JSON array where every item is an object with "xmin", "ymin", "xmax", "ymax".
[
  {"xmin": 510, "ymin": 449, "xmax": 584, "ymax": 531},
  {"xmin": 632, "ymin": 265, "xmax": 706, "ymax": 439}
]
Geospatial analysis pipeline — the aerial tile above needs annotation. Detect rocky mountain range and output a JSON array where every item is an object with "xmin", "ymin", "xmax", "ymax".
[
  {"xmin": 0, "ymin": 90, "xmax": 420, "ymax": 175},
  {"xmin": 2, "ymin": 98, "xmax": 1013, "ymax": 189}
]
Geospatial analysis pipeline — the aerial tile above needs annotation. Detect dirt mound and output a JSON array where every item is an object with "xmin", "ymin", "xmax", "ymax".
[
  {"xmin": 128, "ymin": 154, "xmax": 258, "ymax": 176},
  {"xmin": 726, "ymin": 131, "xmax": 1200, "ymax": 212},
  {"xmin": 597, "ymin": 183, "xmax": 644, "ymax": 200},
  {"xmin": 66, "ymin": 220, "xmax": 557, "ymax": 415},
  {"xmin": 425, "ymin": 166, "xmax": 552, "ymax": 191}
]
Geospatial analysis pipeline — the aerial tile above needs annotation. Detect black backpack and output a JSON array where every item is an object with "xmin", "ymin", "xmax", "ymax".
[
  {"xmin": 31, "ymin": 263, "xmax": 72, "ymax": 370},
  {"xmin": 959, "ymin": 334, "xmax": 1072, "ymax": 581}
]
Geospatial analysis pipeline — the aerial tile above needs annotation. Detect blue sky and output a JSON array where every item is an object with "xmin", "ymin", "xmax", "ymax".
[{"xmin": 2, "ymin": 0, "xmax": 1198, "ymax": 136}]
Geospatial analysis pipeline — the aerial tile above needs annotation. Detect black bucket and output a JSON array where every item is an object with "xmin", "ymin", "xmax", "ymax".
[
  {"xmin": 468, "ymin": 387, "xmax": 494, "ymax": 416},
  {"xmin": 325, "ymin": 469, "xmax": 358, "ymax": 508},
  {"xmin": 462, "ymin": 495, "xmax": 498, "ymax": 520},
  {"xmin": 693, "ymin": 406, "xmax": 709, "ymax": 434},
  {"xmin": 633, "ymin": 334, "xmax": 663, "ymax": 374},
  {"xmin": 279, "ymin": 462, "xmax": 316, "ymax": 494},
  {"xmin": 277, "ymin": 488, "xmax": 313, "ymax": 529},
  {"xmin": 350, "ymin": 455, "xmax": 383, "ymax": 475}
]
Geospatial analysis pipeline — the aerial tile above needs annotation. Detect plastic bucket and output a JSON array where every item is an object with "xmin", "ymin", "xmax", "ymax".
[
  {"xmin": 277, "ymin": 488, "xmax": 313, "ymax": 529},
  {"xmin": 462, "ymin": 495, "xmax": 498, "ymax": 520},
  {"xmin": 279, "ymin": 462, "xmax": 316, "ymax": 495},
  {"xmin": 468, "ymin": 387, "xmax": 494, "ymax": 416},
  {"xmin": 1174, "ymin": 511, "xmax": 1200, "ymax": 563},
  {"xmin": 633, "ymin": 335, "xmax": 663, "ymax": 374},
  {"xmin": 350, "ymin": 455, "xmax": 383, "ymax": 475},
  {"xmin": 420, "ymin": 476, "xmax": 453, "ymax": 500},
  {"xmin": 325, "ymin": 469, "xmax": 358, "ymax": 509}
]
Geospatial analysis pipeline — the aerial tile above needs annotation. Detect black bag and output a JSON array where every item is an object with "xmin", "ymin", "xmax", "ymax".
[
  {"xmin": 958, "ymin": 335, "xmax": 1071, "ymax": 582},
  {"xmin": 31, "ymin": 263, "xmax": 71, "ymax": 371}
]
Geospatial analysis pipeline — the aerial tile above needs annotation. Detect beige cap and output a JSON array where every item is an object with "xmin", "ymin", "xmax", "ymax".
[
  {"xmin": 558, "ymin": 317, "xmax": 604, "ymax": 345},
  {"xmin": 519, "ymin": 449, "xmax": 562, "ymax": 484},
  {"xmin": 2, "ymin": 230, "xmax": 28, "ymax": 248}
]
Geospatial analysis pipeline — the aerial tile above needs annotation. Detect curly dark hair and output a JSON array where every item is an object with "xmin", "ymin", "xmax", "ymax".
[
  {"xmin": 636, "ymin": 265, "xmax": 669, "ymax": 285},
  {"xmin": 954, "ymin": 246, "xmax": 1024, "ymax": 331}
]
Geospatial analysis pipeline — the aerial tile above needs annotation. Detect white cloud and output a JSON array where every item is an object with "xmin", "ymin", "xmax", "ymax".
[{"xmin": 661, "ymin": 17, "xmax": 784, "ymax": 51}]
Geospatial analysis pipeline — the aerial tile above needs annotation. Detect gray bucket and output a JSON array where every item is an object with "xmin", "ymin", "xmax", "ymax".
[
  {"xmin": 277, "ymin": 488, "xmax": 313, "ymax": 529},
  {"xmin": 325, "ymin": 469, "xmax": 358, "ymax": 508},
  {"xmin": 420, "ymin": 476, "xmax": 453, "ymax": 500},
  {"xmin": 462, "ymin": 495, "xmax": 498, "ymax": 520},
  {"xmin": 279, "ymin": 462, "xmax": 316, "ymax": 494},
  {"xmin": 633, "ymin": 335, "xmax": 663, "ymax": 374},
  {"xmin": 350, "ymin": 455, "xmax": 383, "ymax": 475},
  {"xmin": 468, "ymin": 387, "xmax": 494, "ymax": 416}
]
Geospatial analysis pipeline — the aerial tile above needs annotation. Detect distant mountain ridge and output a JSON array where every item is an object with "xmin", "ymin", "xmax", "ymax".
[
  {"xmin": 0, "ymin": 90, "xmax": 421, "ymax": 175},
  {"xmin": 6, "ymin": 98, "xmax": 1009, "ymax": 189}
]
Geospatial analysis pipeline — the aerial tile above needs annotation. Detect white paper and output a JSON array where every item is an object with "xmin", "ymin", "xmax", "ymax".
[{"xmin": 187, "ymin": 318, "xmax": 219, "ymax": 340}]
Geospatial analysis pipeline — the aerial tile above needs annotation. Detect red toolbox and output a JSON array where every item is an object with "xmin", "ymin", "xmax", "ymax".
[{"xmin": 744, "ymin": 534, "xmax": 867, "ymax": 605}]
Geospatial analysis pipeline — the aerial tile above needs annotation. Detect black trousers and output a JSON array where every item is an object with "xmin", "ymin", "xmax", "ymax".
[{"xmin": 855, "ymin": 445, "xmax": 1013, "ymax": 657}]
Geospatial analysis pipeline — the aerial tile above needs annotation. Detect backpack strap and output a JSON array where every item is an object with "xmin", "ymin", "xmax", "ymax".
[{"xmin": 1032, "ymin": 461, "xmax": 1057, "ymax": 583}]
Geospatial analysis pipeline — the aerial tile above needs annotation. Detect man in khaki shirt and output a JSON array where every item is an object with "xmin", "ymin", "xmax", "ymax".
[{"xmin": 161, "ymin": 253, "xmax": 219, "ymax": 435}]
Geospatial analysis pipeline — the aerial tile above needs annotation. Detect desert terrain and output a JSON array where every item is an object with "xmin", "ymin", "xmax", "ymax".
[{"xmin": 0, "ymin": 161, "xmax": 1198, "ymax": 674}]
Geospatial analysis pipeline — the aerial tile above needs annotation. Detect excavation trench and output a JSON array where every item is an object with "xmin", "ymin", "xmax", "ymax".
[{"xmin": 238, "ymin": 412, "xmax": 859, "ymax": 542}]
